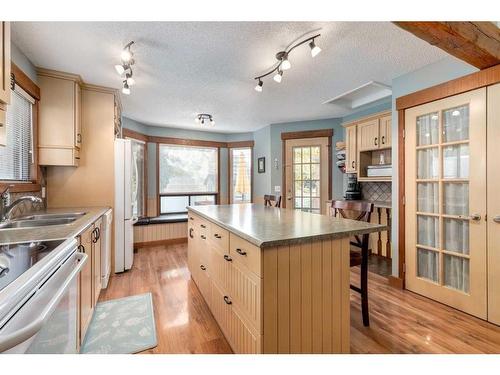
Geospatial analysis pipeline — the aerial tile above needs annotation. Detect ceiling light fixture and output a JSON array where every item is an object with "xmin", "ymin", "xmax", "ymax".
[
  {"xmin": 253, "ymin": 33, "xmax": 321, "ymax": 91},
  {"xmin": 309, "ymin": 39, "xmax": 322, "ymax": 57},
  {"xmin": 196, "ymin": 114, "xmax": 215, "ymax": 127},
  {"xmin": 115, "ymin": 41, "xmax": 136, "ymax": 95},
  {"xmin": 273, "ymin": 69, "xmax": 283, "ymax": 83}
]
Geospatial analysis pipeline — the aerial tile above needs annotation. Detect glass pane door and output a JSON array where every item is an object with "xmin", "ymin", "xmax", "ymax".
[
  {"xmin": 292, "ymin": 146, "xmax": 321, "ymax": 214},
  {"xmin": 405, "ymin": 87, "xmax": 487, "ymax": 319},
  {"xmin": 415, "ymin": 106, "xmax": 471, "ymax": 292}
]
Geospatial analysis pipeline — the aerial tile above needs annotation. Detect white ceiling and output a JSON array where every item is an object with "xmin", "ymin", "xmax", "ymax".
[{"xmin": 12, "ymin": 22, "xmax": 448, "ymax": 133}]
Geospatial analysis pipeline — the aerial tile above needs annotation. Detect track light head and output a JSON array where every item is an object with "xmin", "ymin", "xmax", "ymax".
[
  {"xmin": 122, "ymin": 81, "xmax": 130, "ymax": 95},
  {"xmin": 255, "ymin": 79, "xmax": 263, "ymax": 92},
  {"xmin": 115, "ymin": 64, "xmax": 125, "ymax": 75},
  {"xmin": 309, "ymin": 39, "xmax": 321, "ymax": 57},
  {"xmin": 273, "ymin": 70, "xmax": 283, "ymax": 83},
  {"xmin": 125, "ymin": 73, "xmax": 135, "ymax": 86}
]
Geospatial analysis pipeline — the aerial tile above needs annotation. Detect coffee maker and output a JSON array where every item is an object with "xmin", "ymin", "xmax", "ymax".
[{"xmin": 344, "ymin": 174, "xmax": 362, "ymax": 200}]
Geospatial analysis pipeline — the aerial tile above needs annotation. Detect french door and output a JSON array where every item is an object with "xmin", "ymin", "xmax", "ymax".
[
  {"xmin": 405, "ymin": 88, "xmax": 487, "ymax": 319},
  {"xmin": 284, "ymin": 137, "xmax": 329, "ymax": 214}
]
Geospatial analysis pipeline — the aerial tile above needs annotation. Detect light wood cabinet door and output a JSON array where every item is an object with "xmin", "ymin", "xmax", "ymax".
[
  {"xmin": 209, "ymin": 245, "xmax": 232, "ymax": 293},
  {"xmin": 92, "ymin": 218, "xmax": 103, "ymax": 306},
  {"xmin": 78, "ymin": 225, "xmax": 94, "ymax": 344},
  {"xmin": 487, "ymin": 83, "xmax": 500, "ymax": 325},
  {"xmin": 210, "ymin": 279, "xmax": 231, "ymax": 338},
  {"xmin": 345, "ymin": 125, "xmax": 357, "ymax": 173},
  {"xmin": 0, "ymin": 22, "xmax": 10, "ymax": 106},
  {"xmin": 405, "ymin": 88, "xmax": 487, "ymax": 319},
  {"xmin": 75, "ymin": 83, "xmax": 82, "ymax": 148},
  {"xmin": 230, "ymin": 259, "xmax": 261, "ymax": 333},
  {"xmin": 379, "ymin": 115, "xmax": 392, "ymax": 148},
  {"xmin": 228, "ymin": 304, "xmax": 261, "ymax": 354},
  {"xmin": 0, "ymin": 109, "xmax": 6, "ymax": 147},
  {"xmin": 188, "ymin": 224, "xmax": 198, "ymax": 279},
  {"xmin": 357, "ymin": 119, "xmax": 379, "ymax": 151}
]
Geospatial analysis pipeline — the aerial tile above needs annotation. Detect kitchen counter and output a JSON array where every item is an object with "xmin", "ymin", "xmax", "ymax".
[
  {"xmin": 0, "ymin": 207, "xmax": 111, "ymax": 245},
  {"xmin": 188, "ymin": 203, "xmax": 386, "ymax": 248}
]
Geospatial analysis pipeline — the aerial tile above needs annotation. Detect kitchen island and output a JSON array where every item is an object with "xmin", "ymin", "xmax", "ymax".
[{"xmin": 187, "ymin": 204, "xmax": 385, "ymax": 354}]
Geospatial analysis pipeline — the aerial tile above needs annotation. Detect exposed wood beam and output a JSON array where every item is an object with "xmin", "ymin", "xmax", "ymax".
[{"xmin": 393, "ymin": 22, "xmax": 500, "ymax": 69}]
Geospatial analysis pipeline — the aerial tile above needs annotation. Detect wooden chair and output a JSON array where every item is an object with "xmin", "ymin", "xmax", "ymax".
[
  {"xmin": 264, "ymin": 194, "xmax": 282, "ymax": 208},
  {"xmin": 331, "ymin": 200, "xmax": 374, "ymax": 327}
]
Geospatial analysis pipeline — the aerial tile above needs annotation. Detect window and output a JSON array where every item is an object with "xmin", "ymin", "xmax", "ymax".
[
  {"xmin": 293, "ymin": 146, "xmax": 321, "ymax": 214},
  {"xmin": 230, "ymin": 147, "xmax": 252, "ymax": 203},
  {"xmin": 129, "ymin": 139, "xmax": 145, "ymax": 217},
  {"xmin": 159, "ymin": 144, "xmax": 218, "ymax": 214},
  {"xmin": 0, "ymin": 87, "xmax": 34, "ymax": 181}
]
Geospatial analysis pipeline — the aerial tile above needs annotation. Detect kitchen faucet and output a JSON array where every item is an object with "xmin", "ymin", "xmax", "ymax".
[{"xmin": 0, "ymin": 186, "xmax": 43, "ymax": 222}]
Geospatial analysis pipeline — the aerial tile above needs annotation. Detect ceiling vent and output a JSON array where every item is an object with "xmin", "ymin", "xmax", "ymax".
[{"xmin": 323, "ymin": 81, "xmax": 392, "ymax": 109}]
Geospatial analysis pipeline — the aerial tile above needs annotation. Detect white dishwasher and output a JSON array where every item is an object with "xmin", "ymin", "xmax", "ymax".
[{"xmin": 0, "ymin": 238, "xmax": 86, "ymax": 353}]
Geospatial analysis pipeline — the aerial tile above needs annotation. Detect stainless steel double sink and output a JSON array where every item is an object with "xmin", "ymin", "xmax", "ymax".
[{"xmin": 0, "ymin": 212, "xmax": 86, "ymax": 229}]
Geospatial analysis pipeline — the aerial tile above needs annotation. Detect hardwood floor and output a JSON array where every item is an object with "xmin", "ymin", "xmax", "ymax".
[{"xmin": 100, "ymin": 243, "xmax": 500, "ymax": 354}]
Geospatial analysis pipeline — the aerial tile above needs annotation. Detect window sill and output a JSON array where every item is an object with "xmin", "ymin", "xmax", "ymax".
[
  {"xmin": 134, "ymin": 213, "xmax": 188, "ymax": 226},
  {"xmin": 0, "ymin": 182, "xmax": 41, "ymax": 193}
]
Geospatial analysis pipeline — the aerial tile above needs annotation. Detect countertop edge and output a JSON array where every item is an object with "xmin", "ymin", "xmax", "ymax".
[
  {"xmin": 0, "ymin": 207, "xmax": 112, "ymax": 245},
  {"xmin": 188, "ymin": 206, "xmax": 387, "ymax": 248}
]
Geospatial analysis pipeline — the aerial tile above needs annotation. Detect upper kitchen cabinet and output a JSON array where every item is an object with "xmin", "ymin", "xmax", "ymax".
[
  {"xmin": 345, "ymin": 124, "xmax": 357, "ymax": 173},
  {"xmin": 379, "ymin": 114, "xmax": 392, "ymax": 148},
  {"xmin": 0, "ymin": 22, "xmax": 11, "ymax": 108},
  {"xmin": 357, "ymin": 118, "xmax": 380, "ymax": 151},
  {"xmin": 37, "ymin": 68, "xmax": 82, "ymax": 166}
]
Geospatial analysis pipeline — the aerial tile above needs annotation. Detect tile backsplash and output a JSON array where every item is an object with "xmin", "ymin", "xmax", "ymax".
[{"xmin": 360, "ymin": 182, "xmax": 391, "ymax": 202}]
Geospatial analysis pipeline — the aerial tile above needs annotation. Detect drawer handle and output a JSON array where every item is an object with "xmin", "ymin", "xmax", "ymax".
[
  {"xmin": 351, "ymin": 160, "xmax": 355, "ymax": 168},
  {"xmin": 381, "ymin": 136, "xmax": 385, "ymax": 144},
  {"xmin": 200, "ymin": 224, "xmax": 206, "ymax": 228},
  {"xmin": 214, "ymin": 234, "xmax": 222, "ymax": 239},
  {"xmin": 494, "ymin": 215, "xmax": 500, "ymax": 223},
  {"xmin": 189, "ymin": 217, "xmax": 194, "ymax": 221},
  {"xmin": 223, "ymin": 296, "xmax": 232, "ymax": 305},
  {"xmin": 374, "ymin": 137, "xmax": 378, "ymax": 146},
  {"xmin": 236, "ymin": 248, "xmax": 247, "ymax": 256},
  {"xmin": 223, "ymin": 255, "xmax": 232, "ymax": 262},
  {"xmin": 469, "ymin": 213, "xmax": 481, "ymax": 221},
  {"xmin": 201, "ymin": 235, "xmax": 206, "ymax": 240},
  {"xmin": 200, "ymin": 265, "xmax": 206, "ymax": 271},
  {"xmin": 189, "ymin": 228, "xmax": 194, "ymax": 239},
  {"xmin": 78, "ymin": 244, "xmax": 85, "ymax": 254}
]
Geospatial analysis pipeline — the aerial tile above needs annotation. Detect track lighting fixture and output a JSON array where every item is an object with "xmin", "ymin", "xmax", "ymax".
[
  {"xmin": 196, "ymin": 114, "xmax": 215, "ymax": 127},
  {"xmin": 253, "ymin": 33, "xmax": 321, "ymax": 91},
  {"xmin": 115, "ymin": 41, "xmax": 136, "ymax": 95},
  {"xmin": 255, "ymin": 79, "xmax": 263, "ymax": 92}
]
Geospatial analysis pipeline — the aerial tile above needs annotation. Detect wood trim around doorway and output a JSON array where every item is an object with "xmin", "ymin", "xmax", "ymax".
[{"xmin": 281, "ymin": 129, "xmax": 333, "ymax": 209}]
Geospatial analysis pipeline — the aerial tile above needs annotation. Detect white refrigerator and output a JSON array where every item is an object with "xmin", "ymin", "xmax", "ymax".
[{"xmin": 114, "ymin": 139, "xmax": 137, "ymax": 273}]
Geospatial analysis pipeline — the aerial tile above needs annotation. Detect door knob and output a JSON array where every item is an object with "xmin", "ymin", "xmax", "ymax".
[
  {"xmin": 493, "ymin": 215, "xmax": 500, "ymax": 223},
  {"xmin": 469, "ymin": 214, "xmax": 481, "ymax": 221}
]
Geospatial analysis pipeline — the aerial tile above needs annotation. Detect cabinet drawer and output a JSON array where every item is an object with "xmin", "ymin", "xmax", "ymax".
[
  {"xmin": 231, "ymin": 260, "xmax": 262, "ymax": 333},
  {"xmin": 230, "ymin": 234, "xmax": 262, "ymax": 277},
  {"xmin": 230, "ymin": 304, "xmax": 262, "ymax": 354},
  {"xmin": 209, "ymin": 244, "xmax": 232, "ymax": 292},
  {"xmin": 210, "ymin": 222, "xmax": 229, "ymax": 251},
  {"xmin": 198, "ymin": 217, "xmax": 210, "ymax": 237},
  {"xmin": 197, "ymin": 262, "xmax": 211, "ymax": 309}
]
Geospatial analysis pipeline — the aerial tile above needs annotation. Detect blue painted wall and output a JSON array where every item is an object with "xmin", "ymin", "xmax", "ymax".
[
  {"xmin": 11, "ymin": 42, "xmax": 38, "ymax": 83},
  {"xmin": 389, "ymin": 56, "xmax": 478, "ymax": 277}
]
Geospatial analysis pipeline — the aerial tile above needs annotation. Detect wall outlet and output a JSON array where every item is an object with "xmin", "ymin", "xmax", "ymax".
[{"xmin": 274, "ymin": 186, "xmax": 281, "ymax": 193}]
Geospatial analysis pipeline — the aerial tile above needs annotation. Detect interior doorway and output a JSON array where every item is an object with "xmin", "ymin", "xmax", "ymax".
[{"xmin": 282, "ymin": 130, "xmax": 332, "ymax": 215}]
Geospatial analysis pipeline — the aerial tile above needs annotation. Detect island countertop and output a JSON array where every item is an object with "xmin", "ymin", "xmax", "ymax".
[{"xmin": 188, "ymin": 203, "xmax": 386, "ymax": 248}]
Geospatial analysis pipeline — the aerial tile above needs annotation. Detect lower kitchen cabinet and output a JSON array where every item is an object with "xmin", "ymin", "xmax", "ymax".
[
  {"xmin": 77, "ymin": 216, "xmax": 104, "ymax": 346},
  {"xmin": 92, "ymin": 217, "xmax": 103, "ymax": 305},
  {"xmin": 78, "ymin": 225, "xmax": 94, "ymax": 344}
]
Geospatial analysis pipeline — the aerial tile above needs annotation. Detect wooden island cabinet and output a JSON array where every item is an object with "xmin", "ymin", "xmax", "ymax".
[{"xmin": 187, "ymin": 204, "xmax": 384, "ymax": 354}]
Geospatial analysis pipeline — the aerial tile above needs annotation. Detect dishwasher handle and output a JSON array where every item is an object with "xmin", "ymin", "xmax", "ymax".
[{"xmin": 0, "ymin": 252, "xmax": 87, "ymax": 353}]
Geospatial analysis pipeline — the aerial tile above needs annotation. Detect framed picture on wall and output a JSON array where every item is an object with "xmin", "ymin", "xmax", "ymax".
[{"xmin": 258, "ymin": 157, "xmax": 265, "ymax": 173}]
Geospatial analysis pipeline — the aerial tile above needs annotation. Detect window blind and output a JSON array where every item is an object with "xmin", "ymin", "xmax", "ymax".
[{"xmin": 0, "ymin": 87, "xmax": 34, "ymax": 181}]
